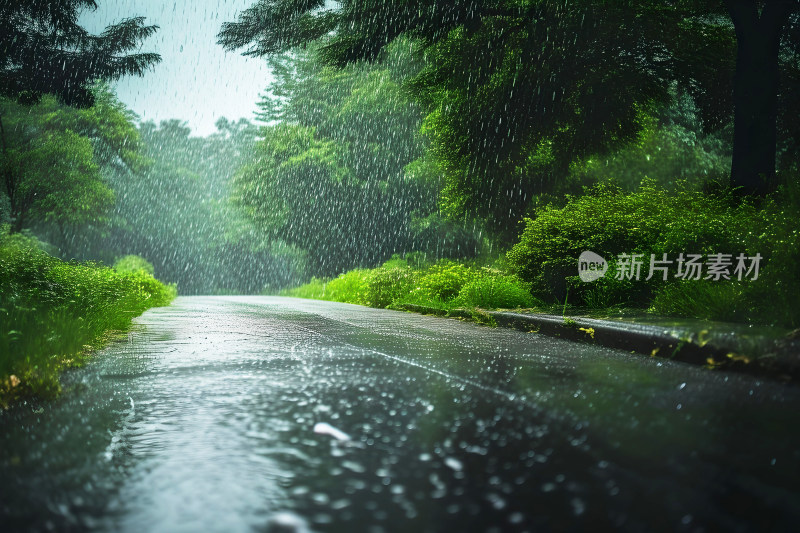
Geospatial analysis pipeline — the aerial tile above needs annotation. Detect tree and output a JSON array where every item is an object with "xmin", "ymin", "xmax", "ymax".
[
  {"xmin": 724, "ymin": 0, "xmax": 798, "ymax": 193},
  {"xmin": 0, "ymin": 84, "xmax": 144, "ymax": 233},
  {"xmin": 0, "ymin": 99, "xmax": 113, "ymax": 233},
  {"xmin": 220, "ymin": 0, "xmax": 800, "ymax": 211},
  {"xmin": 1, "ymin": 85, "xmax": 143, "ymax": 236},
  {"xmin": 92, "ymin": 117, "xmax": 303, "ymax": 294},
  {"xmin": 0, "ymin": 0, "xmax": 160, "ymax": 108},
  {"xmin": 0, "ymin": 1, "xmax": 159, "ymax": 236},
  {"xmin": 235, "ymin": 44, "xmax": 477, "ymax": 275},
  {"xmin": 224, "ymin": 2, "xmax": 678, "ymax": 235},
  {"xmin": 42, "ymin": 82, "xmax": 147, "ymax": 174},
  {"xmin": 233, "ymin": 123, "xmax": 355, "ymax": 273}
]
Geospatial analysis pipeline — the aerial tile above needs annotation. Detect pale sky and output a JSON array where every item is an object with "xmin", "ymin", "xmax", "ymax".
[{"xmin": 79, "ymin": 0, "xmax": 274, "ymax": 136}]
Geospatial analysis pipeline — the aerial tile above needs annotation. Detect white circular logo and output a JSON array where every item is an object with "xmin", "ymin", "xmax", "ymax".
[{"xmin": 578, "ymin": 251, "xmax": 608, "ymax": 282}]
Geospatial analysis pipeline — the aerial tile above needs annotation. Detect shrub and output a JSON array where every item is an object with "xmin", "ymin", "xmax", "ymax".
[
  {"xmin": 380, "ymin": 254, "xmax": 408, "ymax": 269},
  {"xmin": 456, "ymin": 270, "xmax": 538, "ymax": 309},
  {"xmin": 324, "ymin": 269, "xmax": 371, "ymax": 304},
  {"xmin": 0, "ymin": 234, "xmax": 176, "ymax": 405},
  {"xmin": 508, "ymin": 180, "xmax": 759, "ymax": 305},
  {"xmin": 507, "ymin": 179, "xmax": 800, "ymax": 327},
  {"xmin": 651, "ymin": 193, "xmax": 800, "ymax": 327},
  {"xmin": 282, "ymin": 277, "xmax": 327, "ymax": 299},
  {"xmin": 113, "ymin": 254, "xmax": 155, "ymax": 276},
  {"xmin": 650, "ymin": 280, "xmax": 750, "ymax": 324},
  {"xmin": 364, "ymin": 266, "xmax": 417, "ymax": 308},
  {"xmin": 414, "ymin": 260, "xmax": 477, "ymax": 301}
]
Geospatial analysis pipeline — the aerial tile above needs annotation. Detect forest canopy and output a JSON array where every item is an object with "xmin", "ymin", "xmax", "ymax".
[{"xmin": 220, "ymin": 0, "xmax": 800, "ymax": 219}]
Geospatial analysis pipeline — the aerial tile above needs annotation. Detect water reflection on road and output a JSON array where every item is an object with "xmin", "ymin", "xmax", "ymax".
[{"xmin": 1, "ymin": 296, "xmax": 798, "ymax": 532}]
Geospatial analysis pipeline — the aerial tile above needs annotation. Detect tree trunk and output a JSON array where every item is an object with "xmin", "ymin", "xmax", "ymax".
[
  {"xmin": 9, "ymin": 212, "xmax": 24, "ymax": 233},
  {"xmin": 725, "ymin": 0, "xmax": 795, "ymax": 194},
  {"xmin": 0, "ymin": 113, "xmax": 23, "ymax": 233}
]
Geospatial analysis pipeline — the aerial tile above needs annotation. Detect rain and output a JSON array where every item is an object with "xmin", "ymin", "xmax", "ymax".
[{"xmin": 1, "ymin": 1, "xmax": 800, "ymax": 532}]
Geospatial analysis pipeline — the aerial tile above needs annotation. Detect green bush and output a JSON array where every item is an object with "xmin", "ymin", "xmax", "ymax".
[
  {"xmin": 324, "ymin": 269, "xmax": 371, "ymax": 304},
  {"xmin": 364, "ymin": 267, "xmax": 417, "ymax": 308},
  {"xmin": 650, "ymin": 193, "xmax": 800, "ymax": 327},
  {"xmin": 113, "ymin": 254, "xmax": 155, "ymax": 276},
  {"xmin": 507, "ymin": 179, "xmax": 800, "ymax": 327},
  {"xmin": 414, "ymin": 260, "xmax": 477, "ymax": 301},
  {"xmin": 0, "ymin": 233, "xmax": 177, "ymax": 405},
  {"xmin": 281, "ymin": 270, "xmax": 372, "ymax": 305},
  {"xmin": 456, "ymin": 270, "xmax": 538, "ymax": 309},
  {"xmin": 380, "ymin": 254, "xmax": 408, "ymax": 269},
  {"xmin": 650, "ymin": 280, "xmax": 750, "ymax": 324},
  {"xmin": 509, "ymin": 180, "xmax": 752, "ymax": 303},
  {"xmin": 283, "ymin": 259, "xmax": 541, "ymax": 312}
]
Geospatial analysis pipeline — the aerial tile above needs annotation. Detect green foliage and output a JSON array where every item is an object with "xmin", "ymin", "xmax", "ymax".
[
  {"xmin": 281, "ymin": 269, "xmax": 374, "ymax": 305},
  {"xmin": 380, "ymin": 254, "xmax": 408, "ymax": 269},
  {"xmin": 95, "ymin": 118, "xmax": 299, "ymax": 294},
  {"xmin": 222, "ymin": 1, "xmax": 800, "ymax": 232},
  {"xmin": 282, "ymin": 180, "xmax": 798, "ymax": 327},
  {"xmin": 0, "ymin": 85, "xmax": 145, "ymax": 238},
  {"xmin": 114, "ymin": 255, "xmax": 155, "ymax": 276},
  {"xmin": 22, "ymin": 130, "xmax": 108, "ymax": 220},
  {"xmin": 651, "ymin": 184, "xmax": 800, "ymax": 328},
  {"xmin": 0, "ymin": 0, "xmax": 160, "ymax": 107},
  {"xmin": 414, "ymin": 260, "xmax": 476, "ymax": 301},
  {"xmin": 508, "ymin": 180, "xmax": 738, "ymax": 302},
  {"xmin": 41, "ymin": 83, "xmax": 148, "ymax": 173},
  {"xmin": 233, "ymin": 45, "xmax": 478, "ymax": 276},
  {"xmin": 412, "ymin": 8, "xmax": 672, "ymax": 237},
  {"xmin": 232, "ymin": 122, "xmax": 368, "ymax": 276},
  {"xmin": 455, "ymin": 271, "xmax": 538, "ymax": 310},
  {"xmin": 567, "ymin": 95, "xmax": 732, "ymax": 193},
  {"xmin": 233, "ymin": 123, "xmax": 351, "ymax": 243},
  {"xmin": 0, "ymin": 232, "xmax": 176, "ymax": 405},
  {"xmin": 324, "ymin": 270, "xmax": 372, "ymax": 304},
  {"xmin": 283, "ymin": 258, "xmax": 538, "ymax": 311},
  {"xmin": 507, "ymin": 180, "xmax": 800, "ymax": 327},
  {"xmin": 363, "ymin": 267, "xmax": 418, "ymax": 308},
  {"xmin": 650, "ymin": 280, "xmax": 751, "ymax": 324},
  {"xmin": 281, "ymin": 277, "xmax": 328, "ymax": 300}
]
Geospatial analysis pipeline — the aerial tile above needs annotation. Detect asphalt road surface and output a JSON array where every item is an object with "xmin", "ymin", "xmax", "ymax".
[{"xmin": 1, "ymin": 296, "xmax": 799, "ymax": 532}]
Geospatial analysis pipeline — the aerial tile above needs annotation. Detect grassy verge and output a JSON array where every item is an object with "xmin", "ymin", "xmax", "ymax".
[
  {"xmin": 282, "ymin": 180, "xmax": 799, "ymax": 334},
  {"xmin": 0, "ymin": 233, "xmax": 177, "ymax": 407},
  {"xmin": 281, "ymin": 257, "xmax": 541, "ymax": 313}
]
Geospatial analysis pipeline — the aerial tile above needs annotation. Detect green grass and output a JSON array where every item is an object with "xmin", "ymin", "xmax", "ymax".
[
  {"xmin": 282, "ymin": 256, "xmax": 541, "ymax": 313},
  {"xmin": 0, "ymin": 233, "xmax": 177, "ymax": 406},
  {"xmin": 454, "ymin": 271, "xmax": 538, "ymax": 309},
  {"xmin": 282, "ymin": 276, "xmax": 329, "ymax": 300}
]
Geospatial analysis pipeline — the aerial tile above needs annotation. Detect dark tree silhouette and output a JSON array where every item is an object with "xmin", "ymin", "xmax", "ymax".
[
  {"xmin": 0, "ymin": 0, "xmax": 160, "ymax": 234},
  {"xmin": 0, "ymin": 0, "xmax": 160, "ymax": 108},
  {"xmin": 724, "ymin": 0, "xmax": 798, "ymax": 193}
]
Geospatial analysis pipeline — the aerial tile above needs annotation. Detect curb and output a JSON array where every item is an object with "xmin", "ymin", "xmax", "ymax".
[{"xmin": 392, "ymin": 304, "xmax": 800, "ymax": 383}]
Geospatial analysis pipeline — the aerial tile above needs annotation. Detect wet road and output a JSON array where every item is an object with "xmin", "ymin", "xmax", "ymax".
[{"xmin": 1, "ymin": 296, "xmax": 799, "ymax": 532}]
